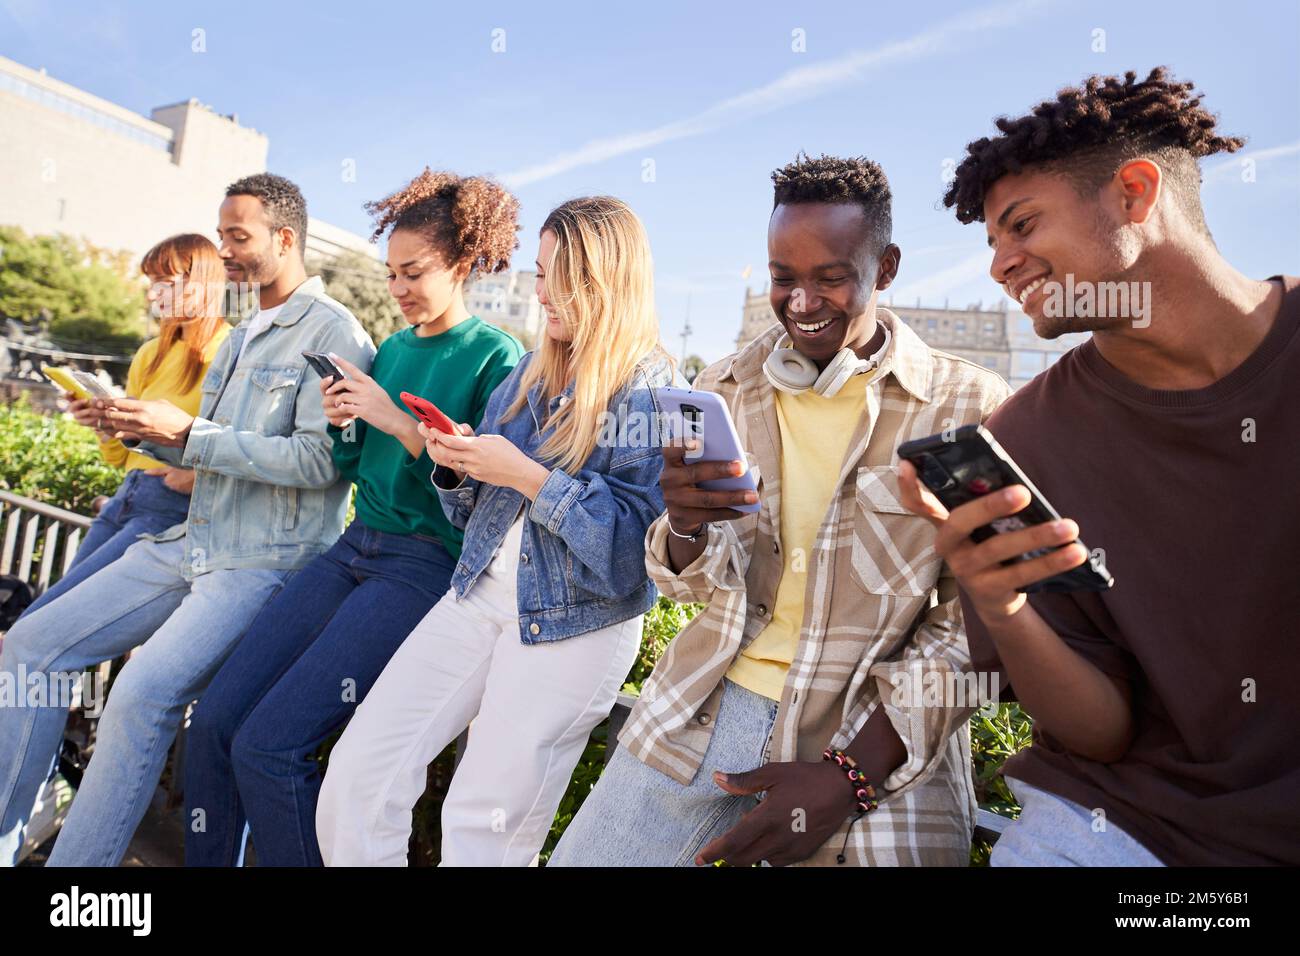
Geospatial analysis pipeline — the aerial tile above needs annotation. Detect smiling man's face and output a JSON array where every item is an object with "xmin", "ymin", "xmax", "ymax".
[
  {"xmin": 767, "ymin": 202, "xmax": 895, "ymax": 368},
  {"xmin": 983, "ymin": 168, "xmax": 1141, "ymax": 338}
]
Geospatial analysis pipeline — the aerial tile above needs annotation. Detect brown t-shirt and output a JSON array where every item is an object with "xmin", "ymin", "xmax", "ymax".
[{"xmin": 961, "ymin": 275, "xmax": 1300, "ymax": 866}]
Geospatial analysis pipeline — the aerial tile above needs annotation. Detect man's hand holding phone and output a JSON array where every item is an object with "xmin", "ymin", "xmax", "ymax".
[
  {"xmin": 896, "ymin": 460, "xmax": 1089, "ymax": 621},
  {"xmin": 95, "ymin": 397, "xmax": 194, "ymax": 447},
  {"xmin": 897, "ymin": 458, "xmax": 1134, "ymax": 763},
  {"xmin": 659, "ymin": 438, "xmax": 759, "ymax": 573}
]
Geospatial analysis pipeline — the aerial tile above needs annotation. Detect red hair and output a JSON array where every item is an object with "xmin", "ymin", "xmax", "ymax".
[{"xmin": 139, "ymin": 234, "xmax": 228, "ymax": 392}]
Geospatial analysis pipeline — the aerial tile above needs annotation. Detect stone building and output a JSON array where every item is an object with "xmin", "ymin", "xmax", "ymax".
[
  {"xmin": 736, "ymin": 286, "xmax": 1089, "ymax": 390},
  {"xmin": 0, "ymin": 54, "xmax": 371, "ymax": 265},
  {"xmin": 464, "ymin": 269, "xmax": 542, "ymax": 344}
]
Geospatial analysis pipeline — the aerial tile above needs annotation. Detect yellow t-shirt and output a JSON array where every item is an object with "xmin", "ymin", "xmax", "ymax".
[
  {"xmin": 100, "ymin": 326, "xmax": 230, "ymax": 472},
  {"xmin": 725, "ymin": 377, "xmax": 870, "ymax": 701}
]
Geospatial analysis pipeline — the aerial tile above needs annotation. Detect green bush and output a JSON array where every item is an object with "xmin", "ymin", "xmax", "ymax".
[
  {"xmin": 970, "ymin": 702, "xmax": 1033, "ymax": 864},
  {"xmin": 0, "ymin": 396, "xmax": 123, "ymax": 515}
]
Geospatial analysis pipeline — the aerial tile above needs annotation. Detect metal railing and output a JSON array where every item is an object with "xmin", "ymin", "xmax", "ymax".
[{"xmin": 0, "ymin": 489, "xmax": 92, "ymax": 598}]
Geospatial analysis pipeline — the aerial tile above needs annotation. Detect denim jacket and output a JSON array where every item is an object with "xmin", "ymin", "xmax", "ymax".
[
  {"xmin": 135, "ymin": 277, "xmax": 375, "ymax": 578},
  {"xmin": 433, "ymin": 350, "xmax": 680, "ymax": 644}
]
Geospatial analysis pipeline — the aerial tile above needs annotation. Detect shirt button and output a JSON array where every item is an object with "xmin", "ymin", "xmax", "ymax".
[
  {"xmin": 756, "ymin": 604, "xmax": 768, "ymax": 616},
  {"xmin": 520, "ymin": 552, "xmax": 529, "ymax": 564},
  {"xmin": 773, "ymin": 541, "xmax": 780, "ymax": 554},
  {"xmin": 697, "ymin": 712, "xmax": 711, "ymax": 726},
  {"xmin": 529, "ymin": 623, "xmax": 540, "ymax": 635}
]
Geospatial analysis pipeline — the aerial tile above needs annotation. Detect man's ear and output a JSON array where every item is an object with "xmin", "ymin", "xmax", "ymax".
[
  {"xmin": 278, "ymin": 225, "xmax": 297, "ymax": 257},
  {"xmin": 1114, "ymin": 159, "xmax": 1162, "ymax": 225},
  {"xmin": 875, "ymin": 243, "xmax": 901, "ymax": 291}
]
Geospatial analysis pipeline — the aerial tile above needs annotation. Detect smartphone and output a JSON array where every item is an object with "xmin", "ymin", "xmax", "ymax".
[
  {"xmin": 42, "ymin": 365, "xmax": 113, "ymax": 400},
  {"xmin": 897, "ymin": 424, "xmax": 1113, "ymax": 593},
  {"xmin": 302, "ymin": 350, "xmax": 347, "ymax": 382},
  {"xmin": 399, "ymin": 391, "xmax": 458, "ymax": 435},
  {"xmin": 655, "ymin": 386, "xmax": 760, "ymax": 513}
]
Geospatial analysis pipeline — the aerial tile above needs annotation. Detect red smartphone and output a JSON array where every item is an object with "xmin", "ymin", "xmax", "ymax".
[{"xmin": 400, "ymin": 391, "xmax": 458, "ymax": 435}]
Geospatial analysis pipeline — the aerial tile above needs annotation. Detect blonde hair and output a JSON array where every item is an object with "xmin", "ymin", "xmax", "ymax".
[{"xmin": 502, "ymin": 196, "xmax": 668, "ymax": 473}]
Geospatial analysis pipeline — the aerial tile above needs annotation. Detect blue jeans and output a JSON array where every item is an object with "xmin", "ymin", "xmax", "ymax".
[
  {"xmin": 0, "ymin": 534, "xmax": 290, "ymax": 866},
  {"xmin": 22, "ymin": 469, "xmax": 191, "ymax": 618},
  {"xmin": 547, "ymin": 678, "xmax": 779, "ymax": 867},
  {"xmin": 990, "ymin": 776, "xmax": 1165, "ymax": 867},
  {"xmin": 184, "ymin": 521, "xmax": 456, "ymax": 867}
]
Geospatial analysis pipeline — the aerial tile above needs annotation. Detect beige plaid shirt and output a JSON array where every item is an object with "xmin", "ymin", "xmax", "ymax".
[{"xmin": 618, "ymin": 310, "xmax": 1011, "ymax": 865}]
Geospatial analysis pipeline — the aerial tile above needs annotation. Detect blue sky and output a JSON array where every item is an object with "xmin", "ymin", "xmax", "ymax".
[{"xmin": 4, "ymin": 0, "xmax": 1298, "ymax": 363}]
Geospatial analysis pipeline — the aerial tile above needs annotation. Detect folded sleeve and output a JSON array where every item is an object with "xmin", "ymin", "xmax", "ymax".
[{"xmin": 868, "ymin": 569, "xmax": 979, "ymax": 794}]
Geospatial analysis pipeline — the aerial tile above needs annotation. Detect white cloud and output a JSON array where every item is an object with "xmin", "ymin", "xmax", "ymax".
[
  {"xmin": 1204, "ymin": 141, "xmax": 1300, "ymax": 184},
  {"xmin": 500, "ymin": 0, "xmax": 1056, "ymax": 188}
]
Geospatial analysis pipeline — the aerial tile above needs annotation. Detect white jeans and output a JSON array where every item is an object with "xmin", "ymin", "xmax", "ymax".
[{"xmin": 316, "ymin": 518, "xmax": 643, "ymax": 866}]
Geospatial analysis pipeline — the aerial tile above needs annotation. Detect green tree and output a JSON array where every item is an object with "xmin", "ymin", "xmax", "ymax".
[
  {"xmin": 310, "ymin": 250, "xmax": 403, "ymax": 345},
  {"xmin": 682, "ymin": 353, "xmax": 707, "ymax": 383},
  {"xmin": 0, "ymin": 226, "xmax": 146, "ymax": 354}
]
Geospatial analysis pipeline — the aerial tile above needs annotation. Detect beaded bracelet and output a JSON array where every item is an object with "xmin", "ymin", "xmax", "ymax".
[{"xmin": 823, "ymin": 747, "xmax": 879, "ymax": 814}]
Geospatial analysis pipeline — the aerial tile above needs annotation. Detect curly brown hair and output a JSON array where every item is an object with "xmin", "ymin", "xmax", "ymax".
[
  {"xmin": 771, "ymin": 152, "xmax": 893, "ymax": 252},
  {"xmin": 365, "ymin": 169, "xmax": 521, "ymax": 280},
  {"xmin": 943, "ymin": 67, "xmax": 1245, "ymax": 234}
]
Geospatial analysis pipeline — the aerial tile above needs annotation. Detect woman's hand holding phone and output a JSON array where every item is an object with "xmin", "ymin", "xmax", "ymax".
[
  {"xmin": 319, "ymin": 374, "xmax": 353, "ymax": 428},
  {"xmin": 896, "ymin": 459, "xmax": 1089, "ymax": 622},
  {"xmin": 419, "ymin": 419, "xmax": 474, "ymax": 478},
  {"xmin": 420, "ymin": 422, "xmax": 551, "ymax": 499},
  {"xmin": 322, "ymin": 354, "xmax": 407, "ymax": 436},
  {"xmin": 64, "ymin": 392, "xmax": 110, "ymax": 437}
]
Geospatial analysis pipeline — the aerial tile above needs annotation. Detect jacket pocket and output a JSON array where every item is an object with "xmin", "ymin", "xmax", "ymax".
[
  {"xmin": 849, "ymin": 465, "xmax": 941, "ymax": 597},
  {"xmin": 250, "ymin": 365, "xmax": 301, "ymax": 434}
]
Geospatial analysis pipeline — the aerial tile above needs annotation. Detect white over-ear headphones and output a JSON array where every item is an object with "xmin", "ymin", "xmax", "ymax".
[{"xmin": 762, "ymin": 322, "xmax": 892, "ymax": 397}]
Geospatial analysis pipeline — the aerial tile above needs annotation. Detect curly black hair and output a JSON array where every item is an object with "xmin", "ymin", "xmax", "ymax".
[
  {"xmin": 771, "ymin": 152, "xmax": 893, "ymax": 253},
  {"xmin": 226, "ymin": 173, "xmax": 309, "ymax": 257},
  {"xmin": 943, "ymin": 67, "xmax": 1245, "ymax": 233}
]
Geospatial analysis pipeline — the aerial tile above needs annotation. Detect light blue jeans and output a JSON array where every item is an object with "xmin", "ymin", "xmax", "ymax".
[
  {"xmin": 991, "ymin": 775, "xmax": 1165, "ymax": 867},
  {"xmin": 20, "ymin": 469, "xmax": 191, "ymax": 619},
  {"xmin": 547, "ymin": 678, "xmax": 779, "ymax": 867},
  {"xmin": 0, "ymin": 534, "xmax": 289, "ymax": 867}
]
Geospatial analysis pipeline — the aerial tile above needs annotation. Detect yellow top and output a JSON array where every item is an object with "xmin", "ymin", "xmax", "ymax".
[
  {"xmin": 100, "ymin": 326, "xmax": 230, "ymax": 472},
  {"xmin": 725, "ymin": 377, "xmax": 870, "ymax": 701}
]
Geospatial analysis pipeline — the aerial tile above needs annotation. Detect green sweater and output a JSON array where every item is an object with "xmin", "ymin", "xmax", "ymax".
[{"xmin": 327, "ymin": 318, "xmax": 523, "ymax": 557}]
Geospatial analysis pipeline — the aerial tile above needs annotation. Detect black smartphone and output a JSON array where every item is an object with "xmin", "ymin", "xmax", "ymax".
[
  {"xmin": 302, "ymin": 350, "xmax": 347, "ymax": 382},
  {"xmin": 897, "ymin": 424, "xmax": 1113, "ymax": 593}
]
